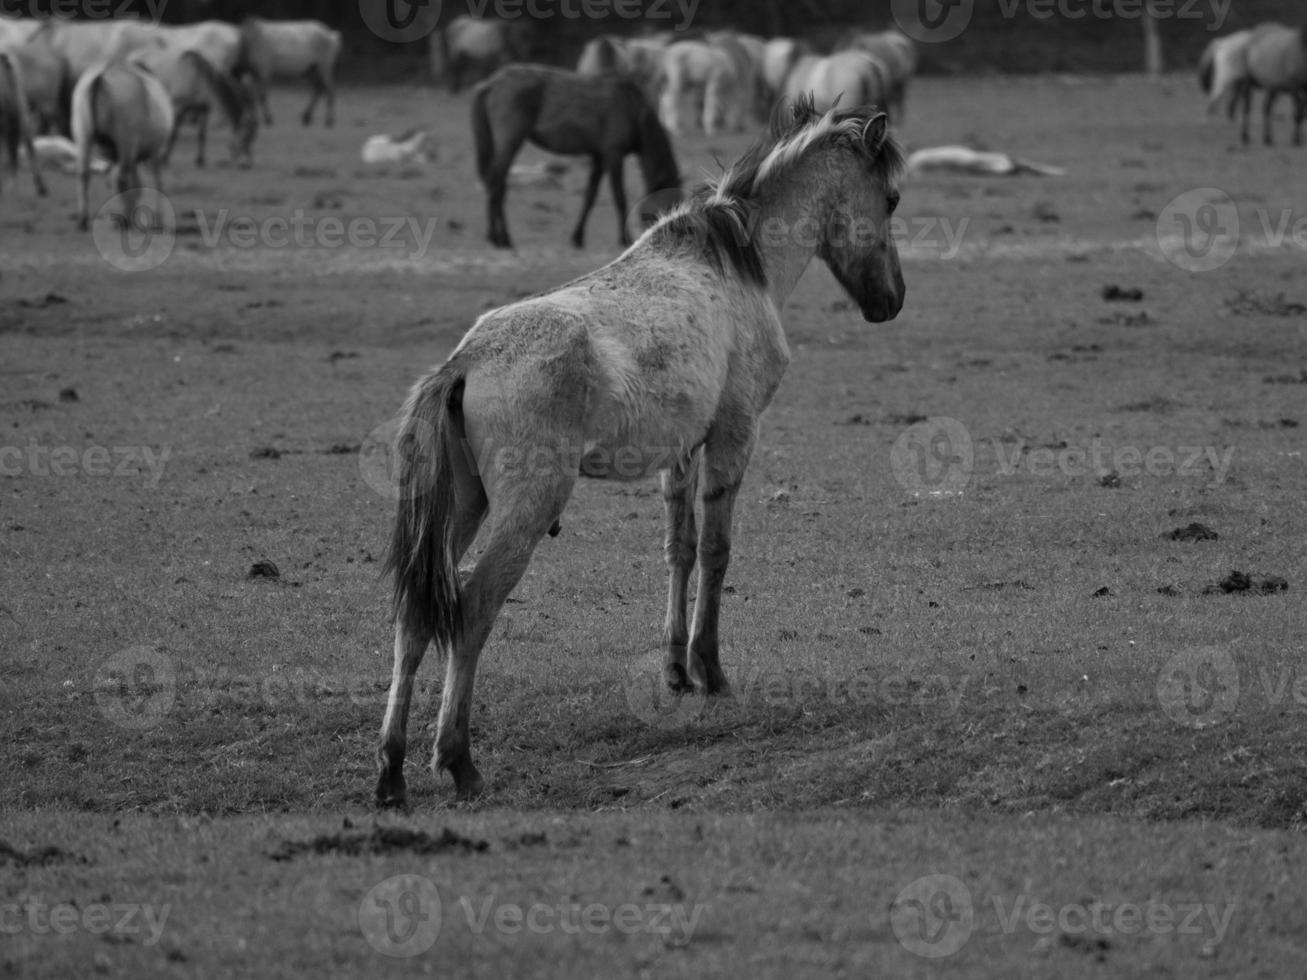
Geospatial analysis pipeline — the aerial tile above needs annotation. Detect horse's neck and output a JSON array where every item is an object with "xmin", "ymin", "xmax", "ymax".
[{"xmin": 751, "ymin": 160, "xmax": 828, "ymax": 311}]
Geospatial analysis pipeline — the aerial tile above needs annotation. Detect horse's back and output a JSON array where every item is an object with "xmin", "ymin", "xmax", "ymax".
[{"xmin": 77, "ymin": 62, "xmax": 173, "ymax": 159}]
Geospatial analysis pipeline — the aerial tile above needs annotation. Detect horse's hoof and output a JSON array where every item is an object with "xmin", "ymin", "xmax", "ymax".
[
  {"xmin": 375, "ymin": 773, "xmax": 407, "ymax": 809},
  {"xmin": 446, "ymin": 757, "xmax": 485, "ymax": 799},
  {"xmin": 664, "ymin": 662, "xmax": 694, "ymax": 694}
]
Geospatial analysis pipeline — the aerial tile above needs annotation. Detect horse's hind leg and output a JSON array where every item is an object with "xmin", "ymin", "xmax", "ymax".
[
  {"xmin": 376, "ymin": 451, "xmax": 488, "ymax": 808},
  {"xmin": 662, "ymin": 452, "xmax": 699, "ymax": 693},
  {"xmin": 571, "ymin": 155, "xmax": 604, "ymax": 249},
  {"xmin": 432, "ymin": 475, "xmax": 575, "ymax": 796},
  {"xmin": 1263, "ymin": 90, "xmax": 1278, "ymax": 146},
  {"xmin": 195, "ymin": 107, "xmax": 209, "ymax": 167}
]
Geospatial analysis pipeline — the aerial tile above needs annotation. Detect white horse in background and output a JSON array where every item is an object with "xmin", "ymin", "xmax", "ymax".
[
  {"xmin": 35, "ymin": 18, "xmax": 162, "ymax": 78},
  {"xmin": 1197, "ymin": 29, "xmax": 1254, "ymax": 119},
  {"xmin": 239, "ymin": 18, "xmax": 341, "ymax": 127},
  {"xmin": 0, "ymin": 14, "xmax": 42, "ymax": 48},
  {"xmin": 785, "ymin": 50, "xmax": 892, "ymax": 118},
  {"xmin": 843, "ymin": 29, "xmax": 917, "ymax": 120},
  {"xmin": 762, "ymin": 37, "xmax": 808, "ymax": 104},
  {"xmin": 362, "ymin": 129, "xmax": 431, "ymax": 165},
  {"xmin": 660, "ymin": 38, "xmax": 746, "ymax": 135}
]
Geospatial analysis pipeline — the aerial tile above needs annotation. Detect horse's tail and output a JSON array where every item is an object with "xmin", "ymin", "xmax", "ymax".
[
  {"xmin": 470, "ymin": 82, "xmax": 494, "ymax": 183},
  {"xmin": 383, "ymin": 361, "xmax": 470, "ymax": 647}
]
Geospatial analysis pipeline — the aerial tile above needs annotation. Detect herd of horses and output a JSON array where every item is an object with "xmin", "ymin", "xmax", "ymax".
[
  {"xmin": 458, "ymin": 21, "xmax": 917, "ymax": 249},
  {"xmin": 1199, "ymin": 21, "xmax": 1307, "ymax": 146},
  {"xmin": 0, "ymin": 14, "xmax": 339, "ymax": 223}
]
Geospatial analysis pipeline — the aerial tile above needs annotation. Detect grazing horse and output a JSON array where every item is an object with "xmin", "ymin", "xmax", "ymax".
[
  {"xmin": 0, "ymin": 51, "xmax": 47, "ymax": 197},
  {"xmin": 1198, "ymin": 29, "xmax": 1254, "ymax": 119},
  {"xmin": 71, "ymin": 61, "xmax": 174, "ymax": 230},
  {"xmin": 709, "ymin": 31, "xmax": 768, "ymax": 123},
  {"xmin": 238, "ymin": 18, "xmax": 340, "ymax": 127},
  {"xmin": 763, "ymin": 38, "xmax": 807, "ymax": 103},
  {"xmin": 35, "ymin": 18, "xmax": 162, "ymax": 78},
  {"xmin": 158, "ymin": 20, "xmax": 245, "ymax": 75},
  {"xmin": 2, "ymin": 28, "xmax": 72, "ymax": 135},
  {"xmin": 374, "ymin": 96, "xmax": 905, "ymax": 805},
  {"xmin": 786, "ymin": 51, "xmax": 892, "ymax": 118},
  {"xmin": 472, "ymin": 64, "xmax": 681, "ymax": 250},
  {"xmin": 1235, "ymin": 23, "xmax": 1307, "ymax": 146},
  {"xmin": 434, "ymin": 16, "xmax": 531, "ymax": 93},
  {"xmin": 0, "ymin": 14, "xmax": 42, "ymax": 48},
  {"xmin": 660, "ymin": 39, "xmax": 746, "ymax": 134},
  {"xmin": 129, "ymin": 44, "xmax": 258, "ymax": 168},
  {"xmin": 843, "ymin": 30, "xmax": 916, "ymax": 120}
]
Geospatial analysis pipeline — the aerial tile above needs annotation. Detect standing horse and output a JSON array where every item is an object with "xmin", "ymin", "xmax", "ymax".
[
  {"xmin": 2, "ymin": 28, "xmax": 72, "ymax": 135},
  {"xmin": 660, "ymin": 39, "xmax": 746, "ymax": 134},
  {"xmin": 71, "ymin": 60, "xmax": 174, "ymax": 229},
  {"xmin": 238, "ymin": 18, "xmax": 340, "ymax": 127},
  {"xmin": 35, "ymin": 18, "xmax": 162, "ymax": 78},
  {"xmin": 129, "ymin": 44, "xmax": 257, "ymax": 167},
  {"xmin": 0, "ymin": 51, "xmax": 47, "ymax": 197},
  {"xmin": 1198, "ymin": 29, "xmax": 1254, "ymax": 119},
  {"xmin": 786, "ymin": 51, "xmax": 892, "ymax": 118},
  {"xmin": 575, "ymin": 34, "xmax": 666, "ymax": 104},
  {"xmin": 1234, "ymin": 23, "xmax": 1307, "ymax": 146},
  {"xmin": 0, "ymin": 14, "xmax": 42, "ymax": 48},
  {"xmin": 434, "ymin": 16, "xmax": 531, "ymax": 93},
  {"xmin": 158, "ymin": 20, "xmax": 245, "ymax": 75},
  {"xmin": 472, "ymin": 64, "xmax": 681, "ymax": 250},
  {"xmin": 374, "ymin": 97, "xmax": 905, "ymax": 805},
  {"xmin": 843, "ymin": 30, "xmax": 916, "ymax": 120}
]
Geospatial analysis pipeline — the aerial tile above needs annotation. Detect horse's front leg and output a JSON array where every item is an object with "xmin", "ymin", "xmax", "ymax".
[
  {"xmin": 605, "ymin": 157, "xmax": 630, "ymax": 247},
  {"xmin": 687, "ymin": 416, "xmax": 757, "ymax": 694},
  {"xmin": 1263, "ymin": 90, "xmax": 1278, "ymax": 146},
  {"xmin": 571, "ymin": 155, "xmax": 603, "ymax": 249},
  {"xmin": 21, "ymin": 128, "xmax": 47, "ymax": 198},
  {"xmin": 662, "ymin": 453, "xmax": 699, "ymax": 693},
  {"xmin": 195, "ymin": 106, "xmax": 209, "ymax": 167}
]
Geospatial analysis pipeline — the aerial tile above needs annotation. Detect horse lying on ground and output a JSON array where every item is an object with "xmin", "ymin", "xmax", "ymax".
[{"xmin": 374, "ymin": 96, "xmax": 906, "ymax": 805}]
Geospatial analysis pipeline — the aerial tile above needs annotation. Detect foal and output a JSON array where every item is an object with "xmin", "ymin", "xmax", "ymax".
[{"xmin": 376, "ymin": 98, "xmax": 905, "ymax": 805}]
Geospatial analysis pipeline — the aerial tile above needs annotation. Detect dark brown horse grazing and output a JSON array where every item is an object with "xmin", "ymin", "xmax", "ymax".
[{"xmin": 471, "ymin": 64, "xmax": 682, "ymax": 250}]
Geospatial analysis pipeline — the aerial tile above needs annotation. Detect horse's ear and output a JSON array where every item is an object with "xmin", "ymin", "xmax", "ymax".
[{"xmin": 861, "ymin": 112, "xmax": 889, "ymax": 154}]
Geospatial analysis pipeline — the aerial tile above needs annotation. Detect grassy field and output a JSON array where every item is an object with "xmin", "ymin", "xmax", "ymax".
[{"xmin": 2, "ymin": 74, "xmax": 1306, "ymax": 976}]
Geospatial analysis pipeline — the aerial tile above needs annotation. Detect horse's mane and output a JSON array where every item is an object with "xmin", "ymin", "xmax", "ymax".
[{"xmin": 647, "ymin": 95, "xmax": 904, "ymax": 288}]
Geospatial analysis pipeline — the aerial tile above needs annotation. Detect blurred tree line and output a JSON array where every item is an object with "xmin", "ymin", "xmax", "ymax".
[{"xmin": 3, "ymin": 0, "xmax": 1303, "ymax": 74}]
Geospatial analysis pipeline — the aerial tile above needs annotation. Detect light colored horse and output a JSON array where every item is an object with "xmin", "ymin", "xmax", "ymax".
[
  {"xmin": 1198, "ymin": 29, "xmax": 1254, "ymax": 119},
  {"xmin": 1234, "ymin": 23, "xmax": 1307, "ymax": 146},
  {"xmin": 0, "ymin": 14, "xmax": 41, "ymax": 48},
  {"xmin": 71, "ymin": 60, "xmax": 174, "ymax": 230},
  {"xmin": 129, "ymin": 43, "xmax": 257, "ymax": 167},
  {"xmin": 1, "ymin": 28, "xmax": 72, "ymax": 135},
  {"xmin": 0, "ymin": 51, "xmax": 47, "ymax": 197},
  {"xmin": 158, "ymin": 20, "xmax": 244, "ymax": 75},
  {"xmin": 374, "ymin": 97, "xmax": 905, "ymax": 804},
  {"xmin": 786, "ymin": 50, "xmax": 892, "ymax": 118},
  {"xmin": 763, "ymin": 37, "xmax": 807, "ymax": 101},
  {"xmin": 36, "ymin": 18, "xmax": 162, "ymax": 78},
  {"xmin": 239, "ymin": 18, "xmax": 340, "ymax": 127},
  {"xmin": 660, "ymin": 39, "xmax": 745, "ymax": 134},
  {"xmin": 709, "ymin": 30, "xmax": 767, "ymax": 123},
  {"xmin": 575, "ymin": 34, "xmax": 667, "ymax": 105},
  {"xmin": 362, "ymin": 129, "xmax": 431, "ymax": 166},
  {"xmin": 843, "ymin": 30, "xmax": 916, "ymax": 120},
  {"xmin": 432, "ymin": 16, "xmax": 530, "ymax": 93}
]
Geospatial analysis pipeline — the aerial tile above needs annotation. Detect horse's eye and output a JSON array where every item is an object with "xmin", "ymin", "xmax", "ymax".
[{"xmin": 887, "ymin": 190, "xmax": 901, "ymax": 215}]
